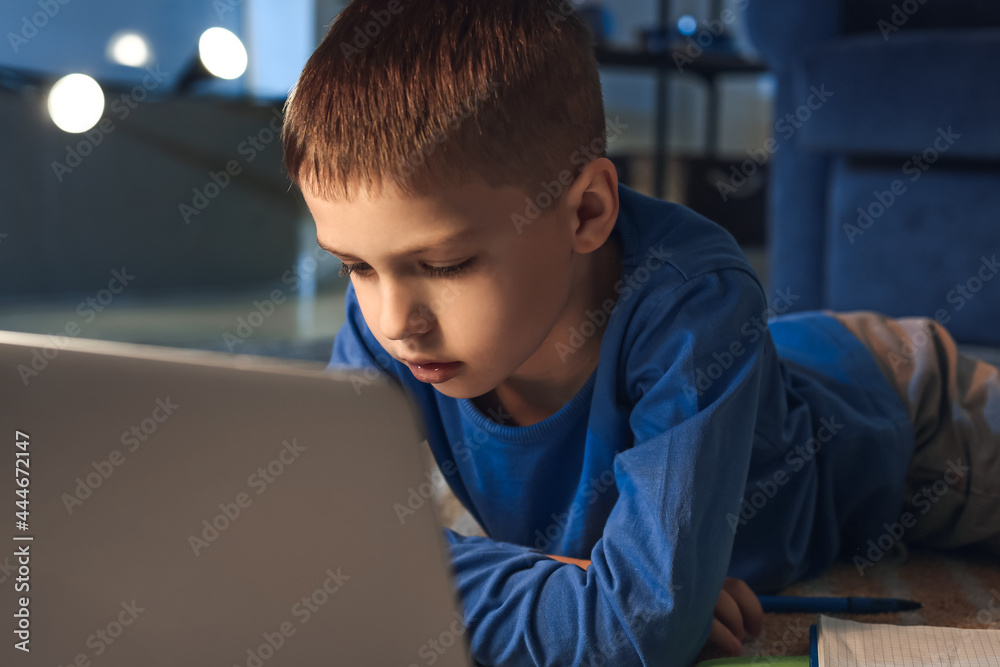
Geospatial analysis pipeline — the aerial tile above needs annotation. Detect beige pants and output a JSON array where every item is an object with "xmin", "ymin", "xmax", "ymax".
[{"xmin": 824, "ymin": 310, "xmax": 1000, "ymax": 555}]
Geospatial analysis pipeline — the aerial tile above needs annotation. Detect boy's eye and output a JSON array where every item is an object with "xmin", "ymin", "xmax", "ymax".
[{"xmin": 338, "ymin": 258, "xmax": 475, "ymax": 279}]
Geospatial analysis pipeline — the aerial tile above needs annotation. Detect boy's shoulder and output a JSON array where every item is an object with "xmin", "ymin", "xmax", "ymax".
[{"xmin": 614, "ymin": 183, "xmax": 764, "ymax": 296}]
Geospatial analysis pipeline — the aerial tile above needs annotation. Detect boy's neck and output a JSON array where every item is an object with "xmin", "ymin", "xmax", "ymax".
[{"xmin": 472, "ymin": 232, "xmax": 624, "ymax": 427}]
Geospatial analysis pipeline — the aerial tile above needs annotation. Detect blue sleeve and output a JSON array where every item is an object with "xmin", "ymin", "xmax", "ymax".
[{"xmin": 444, "ymin": 267, "xmax": 770, "ymax": 666}]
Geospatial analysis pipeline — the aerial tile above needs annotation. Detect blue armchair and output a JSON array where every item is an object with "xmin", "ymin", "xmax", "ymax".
[{"xmin": 745, "ymin": 0, "xmax": 1000, "ymax": 348}]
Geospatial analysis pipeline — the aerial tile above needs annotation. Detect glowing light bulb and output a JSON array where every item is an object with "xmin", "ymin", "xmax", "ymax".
[
  {"xmin": 198, "ymin": 27, "xmax": 248, "ymax": 80},
  {"xmin": 47, "ymin": 73, "xmax": 105, "ymax": 133},
  {"xmin": 678, "ymin": 15, "xmax": 698, "ymax": 36},
  {"xmin": 108, "ymin": 32, "xmax": 151, "ymax": 67}
]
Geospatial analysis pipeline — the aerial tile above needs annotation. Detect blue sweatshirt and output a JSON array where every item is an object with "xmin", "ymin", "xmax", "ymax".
[{"xmin": 326, "ymin": 183, "xmax": 915, "ymax": 666}]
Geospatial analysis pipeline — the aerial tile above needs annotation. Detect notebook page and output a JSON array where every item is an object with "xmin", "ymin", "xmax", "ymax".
[{"xmin": 818, "ymin": 614, "xmax": 1000, "ymax": 666}]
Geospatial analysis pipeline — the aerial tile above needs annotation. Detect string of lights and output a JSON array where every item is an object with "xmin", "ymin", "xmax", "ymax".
[{"xmin": 2, "ymin": 26, "xmax": 249, "ymax": 134}]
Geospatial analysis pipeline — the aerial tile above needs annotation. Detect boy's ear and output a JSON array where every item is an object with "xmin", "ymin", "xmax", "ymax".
[{"xmin": 566, "ymin": 157, "xmax": 620, "ymax": 254}]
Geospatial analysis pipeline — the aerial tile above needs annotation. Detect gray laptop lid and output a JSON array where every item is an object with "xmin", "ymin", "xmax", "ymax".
[{"xmin": 0, "ymin": 330, "xmax": 472, "ymax": 667}]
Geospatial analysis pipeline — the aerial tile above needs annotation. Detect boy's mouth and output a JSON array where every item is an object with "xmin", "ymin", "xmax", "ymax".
[{"xmin": 404, "ymin": 360, "xmax": 463, "ymax": 384}]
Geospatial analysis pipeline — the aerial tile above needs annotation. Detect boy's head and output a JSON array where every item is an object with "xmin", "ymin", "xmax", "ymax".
[{"xmin": 283, "ymin": 0, "xmax": 624, "ymax": 409}]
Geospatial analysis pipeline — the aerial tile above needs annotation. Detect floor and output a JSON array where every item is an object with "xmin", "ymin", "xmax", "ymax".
[
  {"xmin": 0, "ymin": 282, "xmax": 347, "ymax": 360},
  {"xmin": 696, "ymin": 541, "xmax": 1000, "ymax": 661}
]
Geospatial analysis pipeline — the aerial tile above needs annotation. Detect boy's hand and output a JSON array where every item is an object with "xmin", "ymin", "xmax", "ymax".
[
  {"xmin": 704, "ymin": 577, "xmax": 763, "ymax": 656},
  {"xmin": 548, "ymin": 558, "xmax": 761, "ymax": 657}
]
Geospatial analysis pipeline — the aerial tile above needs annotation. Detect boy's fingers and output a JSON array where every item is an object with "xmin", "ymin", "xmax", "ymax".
[
  {"xmin": 713, "ymin": 588, "xmax": 745, "ymax": 642},
  {"xmin": 723, "ymin": 578, "xmax": 763, "ymax": 637},
  {"xmin": 708, "ymin": 618, "xmax": 743, "ymax": 655}
]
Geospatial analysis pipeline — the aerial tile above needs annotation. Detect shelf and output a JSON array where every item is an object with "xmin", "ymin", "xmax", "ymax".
[{"xmin": 595, "ymin": 45, "xmax": 769, "ymax": 78}]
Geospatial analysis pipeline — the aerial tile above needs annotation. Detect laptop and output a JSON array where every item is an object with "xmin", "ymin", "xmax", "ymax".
[{"xmin": 0, "ymin": 330, "xmax": 473, "ymax": 666}]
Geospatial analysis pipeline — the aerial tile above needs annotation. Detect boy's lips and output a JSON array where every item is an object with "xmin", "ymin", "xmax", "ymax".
[
  {"xmin": 402, "ymin": 359, "xmax": 463, "ymax": 383},
  {"xmin": 402, "ymin": 358, "xmax": 456, "ymax": 366}
]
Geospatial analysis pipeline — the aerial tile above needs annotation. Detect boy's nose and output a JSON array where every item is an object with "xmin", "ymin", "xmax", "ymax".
[{"xmin": 380, "ymin": 286, "xmax": 432, "ymax": 340}]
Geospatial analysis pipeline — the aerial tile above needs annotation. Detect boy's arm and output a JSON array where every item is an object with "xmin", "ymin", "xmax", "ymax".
[{"xmin": 443, "ymin": 267, "xmax": 771, "ymax": 666}]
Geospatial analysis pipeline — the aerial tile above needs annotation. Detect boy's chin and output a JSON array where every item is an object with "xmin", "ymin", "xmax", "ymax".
[
  {"xmin": 425, "ymin": 374, "xmax": 498, "ymax": 402},
  {"xmin": 428, "ymin": 378, "xmax": 479, "ymax": 400}
]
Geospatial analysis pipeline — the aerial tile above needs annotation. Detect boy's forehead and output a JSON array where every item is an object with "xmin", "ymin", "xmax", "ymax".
[{"xmin": 303, "ymin": 180, "xmax": 528, "ymax": 246}]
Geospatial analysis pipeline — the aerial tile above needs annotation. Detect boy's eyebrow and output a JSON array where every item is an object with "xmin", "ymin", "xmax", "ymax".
[{"xmin": 316, "ymin": 228, "xmax": 479, "ymax": 260}]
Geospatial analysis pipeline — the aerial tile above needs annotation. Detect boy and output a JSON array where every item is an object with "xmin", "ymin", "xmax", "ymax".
[{"xmin": 281, "ymin": 1, "xmax": 1000, "ymax": 664}]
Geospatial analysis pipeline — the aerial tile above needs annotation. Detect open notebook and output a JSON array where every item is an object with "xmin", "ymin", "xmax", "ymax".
[{"xmin": 816, "ymin": 614, "xmax": 1000, "ymax": 666}]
